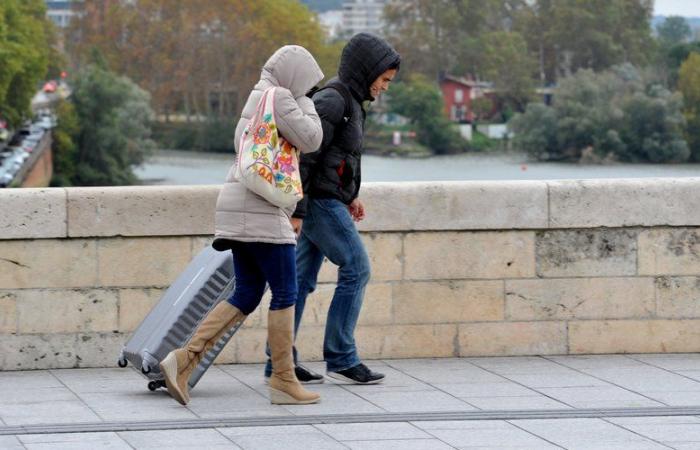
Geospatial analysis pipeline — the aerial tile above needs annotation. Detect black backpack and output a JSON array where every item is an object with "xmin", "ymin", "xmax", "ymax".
[{"xmin": 306, "ymin": 80, "xmax": 353, "ymax": 123}]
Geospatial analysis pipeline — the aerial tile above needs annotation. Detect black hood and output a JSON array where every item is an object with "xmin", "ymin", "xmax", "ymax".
[{"xmin": 338, "ymin": 33, "xmax": 401, "ymax": 102}]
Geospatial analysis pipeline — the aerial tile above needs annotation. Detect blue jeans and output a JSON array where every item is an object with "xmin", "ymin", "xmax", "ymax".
[
  {"xmin": 226, "ymin": 242, "xmax": 297, "ymax": 314},
  {"xmin": 264, "ymin": 198, "xmax": 371, "ymax": 374}
]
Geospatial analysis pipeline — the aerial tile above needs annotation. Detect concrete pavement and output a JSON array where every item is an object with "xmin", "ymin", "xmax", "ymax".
[{"xmin": 4, "ymin": 355, "xmax": 700, "ymax": 448}]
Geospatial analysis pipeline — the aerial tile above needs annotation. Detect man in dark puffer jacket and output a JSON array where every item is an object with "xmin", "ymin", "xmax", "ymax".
[{"xmin": 264, "ymin": 33, "xmax": 400, "ymax": 384}]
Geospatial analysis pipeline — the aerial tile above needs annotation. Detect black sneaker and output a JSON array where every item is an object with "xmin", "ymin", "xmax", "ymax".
[
  {"xmin": 295, "ymin": 364, "xmax": 325, "ymax": 384},
  {"xmin": 327, "ymin": 363, "xmax": 385, "ymax": 385},
  {"xmin": 264, "ymin": 365, "xmax": 325, "ymax": 384}
]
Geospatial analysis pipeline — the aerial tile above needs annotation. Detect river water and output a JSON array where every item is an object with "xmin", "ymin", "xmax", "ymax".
[{"xmin": 134, "ymin": 149, "xmax": 700, "ymax": 185}]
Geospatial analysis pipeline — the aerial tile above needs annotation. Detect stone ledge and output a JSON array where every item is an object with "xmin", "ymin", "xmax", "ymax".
[
  {"xmin": 358, "ymin": 181, "xmax": 549, "ymax": 231},
  {"xmin": 67, "ymin": 185, "xmax": 220, "ymax": 237},
  {"xmin": 549, "ymin": 177, "xmax": 700, "ymax": 228},
  {"xmin": 0, "ymin": 188, "xmax": 66, "ymax": 239},
  {"xmin": 3, "ymin": 179, "xmax": 700, "ymax": 240}
]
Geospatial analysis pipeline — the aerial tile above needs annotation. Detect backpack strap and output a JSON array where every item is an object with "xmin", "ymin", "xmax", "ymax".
[{"xmin": 309, "ymin": 81, "xmax": 353, "ymax": 123}]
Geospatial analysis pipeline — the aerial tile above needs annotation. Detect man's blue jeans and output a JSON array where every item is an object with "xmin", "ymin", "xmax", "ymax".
[{"xmin": 265, "ymin": 198, "xmax": 371, "ymax": 374}]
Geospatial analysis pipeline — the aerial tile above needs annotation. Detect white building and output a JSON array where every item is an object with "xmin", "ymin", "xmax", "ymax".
[
  {"xmin": 341, "ymin": 0, "xmax": 387, "ymax": 37},
  {"xmin": 45, "ymin": 0, "xmax": 81, "ymax": 28},
  {"xmin": 319, "ymin": 9, "xmax": 344, "ymax": 40}
]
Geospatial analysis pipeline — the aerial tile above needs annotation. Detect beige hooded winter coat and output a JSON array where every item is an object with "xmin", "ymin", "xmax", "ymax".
[{"xmin": 213, "ymin": 46, "xmax": 324, "ymax": 247}]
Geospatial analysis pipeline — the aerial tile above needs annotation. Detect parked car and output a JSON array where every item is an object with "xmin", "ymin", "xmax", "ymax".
[{"xmin": 0, "ymin": 172, "xmax": 12, "ymax": 188}]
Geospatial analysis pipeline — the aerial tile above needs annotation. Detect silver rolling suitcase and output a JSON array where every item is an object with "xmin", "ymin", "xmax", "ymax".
[{"xmin": 117, "ymin": 245, "xmax": 241, "ymax": 392}]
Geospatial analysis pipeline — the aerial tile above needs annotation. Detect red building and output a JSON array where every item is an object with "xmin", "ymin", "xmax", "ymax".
[{"xmin": 439, "ymin": 74, "xmax": 495, "ymax": 123}]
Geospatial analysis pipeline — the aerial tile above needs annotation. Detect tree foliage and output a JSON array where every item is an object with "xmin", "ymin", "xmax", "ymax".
[
  {"xmin": 657, "ymin": 16, "xmax": 692, "ymax": 48},
  {"xmin": 67, "ymin": 0, "xmax": 342, "ymax": 120},
  {"xmin": 679, "ymin": 52, "xmax": 700, "ymax": 161},
  {"xmin": 511, "ymin": 64, "xmax": 688, "ymax": 163},
  {"xmin": 0, "ymin": 0, "xmax": 51, "ymax": 127},
  {"xmin": 52, "ymin": 62, "xmax": 156, "ymax": 186},
  {"xmin": 388, "ymin": 75, "xmax": 467, "ymax": 154},
  {"xmin": 384, "ymin": 0, "xmax": 654, "ymax": 102}
]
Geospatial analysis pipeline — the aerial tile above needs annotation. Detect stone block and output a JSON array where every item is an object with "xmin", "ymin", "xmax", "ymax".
[
  {"xmin": 356, "ymin": 324, "xmax": 458, "ymax": 359},
  {"xmin": 536, "ymin": 229, "xmax": 638, "ymax": 277},
  {"xmin": 97, "ymin": 237, "xmax": 192, "ymax": 287},
  {"xmin": 362, "ymin": 233, "xmax": 403, "ymax": 281},
  {"xmin": 0, "ymin": 291, "xmax": 17, "ymax": 333},
  {"xmin": 359, "ymin": 181, "xmax": 549, "ymax": 231},
  {"xmin": 656, "ymin": 277, "xmax": 700, "ymax": 319},
  {"xmin": 404, "ymin": 231, "xmax": 535, "ymax": 280},
  {"xmin": 67, "ymin": 185, "xmax": 220, "ymax": 237},
  {"xmin": 0, "ymin": 188, "xmax": 66, "ymax": 239},
  {"xmin": 234, "ymin": 328, "xmax": 267, "ymax": 363},
  {"xmin": 17, "ymin": 289, "xmax": 118, "ymax": 334},
  {"xmin": 0, "ymin": 332, "xmax": 126, "ymax": 370},
  {"xmin": 315, "ymin": 233, "xmax": 403, "ymax": 283},
  {"xmin": 506, "ymin": 278, "xmax": 655, "ymax": 320},
  {"xmin": 459, "ymin": 322, "xmax": 567, "ymax": 356},
  {"xmin": 569, "ymin": 320, "xmax": 700, "ymax": 354},
  {"xmin": 317, "ymin": 258, "xmax": 338, "ymax": 283},
  {"xmin": 0, "ymin": 333, "xmax": 77, "ymax": 370},
  {"xmin": 359, "ymin": 283, "xmax": 393, "ymax": 325},
  {"xmin": 191, "ymin": 236, "xmax": 215, "ymax": 255},
  {"xmin": 393, "ymin": 280, "xmax": 503, "ymax": 324},
  {"xmin": 294, "ymin": 326, "xmax": 326, "ymax": 362},
  {"xmin": 118, "ymin": 288, "xmax": 165, "ymax": 331},
  {"xmin": 639, "ymin": 228, "xmax": 700, "ymax": 276},
  {"xmin": 548, "ymin": 178, "xmax": 700, "ymax": 228},
  {"xmin": 297, "ymin": 283, "xmax": 392, "ymax": 327},
  {"xmin": 0, "ymin": 239, "xmax": 98, "ymax": 289}
]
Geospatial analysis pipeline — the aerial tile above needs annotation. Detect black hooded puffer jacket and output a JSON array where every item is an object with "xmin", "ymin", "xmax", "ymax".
[{"xmin": 293, "ymin": 33, "xmax": 401, "ymax": 218}]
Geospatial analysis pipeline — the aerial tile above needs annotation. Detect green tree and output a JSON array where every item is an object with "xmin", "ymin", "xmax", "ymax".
[
  {"xmin": 50, "ymin": 100, "xmax": 79, "ymax": 187},
  {"xmin": 63, "ymin": 62, "xmax": 156, "ymax": 186},
  {"xmin": 478, "ymin": 31, "xmax": 536, "ymax": 111},
  {"xmin": 512, "ymin": 64, "xmax": 688, "ymax": 163},
  {"xmin": 388, "ymin": 75, "xmax": 467, "ymax": 154},
  {"xmin": 68, "ymin": 0, "xmax": 341, "ymax": 121},
  {"xmin": 657, "ymin": 16, "xmax": 692, "ymax": 47},
  {"xmin": 0, "ymin": 0, "xmax": 51, "ymax": 127},
  {"xmin": 679, "ymin": 52, "xmax": 700, "ymax": 161},
  {"xmin": 516, "ymin": 0, "xmax": 654, "ymax": 85}
]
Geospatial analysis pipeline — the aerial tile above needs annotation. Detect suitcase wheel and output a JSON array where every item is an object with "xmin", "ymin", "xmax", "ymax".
[
  {"xmin": 117, "ymin": 358, "xmax": 128, "ymax": 368},
  {"xmin": 148, "ymin": 380, "xmax": 166, "ymax": 392},
  {"xmin": 141, "ymin": 365, "xmax": 152, "ymax": 375}
]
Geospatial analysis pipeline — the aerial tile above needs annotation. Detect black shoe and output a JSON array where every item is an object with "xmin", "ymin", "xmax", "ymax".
[
  {"xmin": 327, "ymin": 363, "xmax": 385, "ymax": 385},
  {"xmin": 295, "ymin": 364, "xmax": 325, "ymax": 384},
  {"xmin": 265, "ymin": 365, "xmax": 325, "ymax": 384}
]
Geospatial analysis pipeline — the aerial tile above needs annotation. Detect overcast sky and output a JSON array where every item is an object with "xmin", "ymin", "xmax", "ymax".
[{"xmin": 655, "ymin": 0, "xmax": 700, "ymax": 17}]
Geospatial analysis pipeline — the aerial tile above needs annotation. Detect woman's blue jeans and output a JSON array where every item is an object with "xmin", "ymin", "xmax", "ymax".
[{"xmin": 226, "ymin": 242, "xmax": 297, "ymax": 314}]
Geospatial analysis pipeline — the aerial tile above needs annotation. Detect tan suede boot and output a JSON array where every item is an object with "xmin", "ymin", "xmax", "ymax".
[
  {"xmin": 268, "ymin": 306, "xmax": 320, "ymax": 405},
  {"xmin": 160, "ymin": 301, "xmax": 246, "ymax": 405}
]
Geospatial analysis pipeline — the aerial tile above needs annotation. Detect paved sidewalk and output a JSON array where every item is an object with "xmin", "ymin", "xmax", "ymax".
[{"xmin": 4, "ymin": 355, "xmax": 700, "ymax": 448}]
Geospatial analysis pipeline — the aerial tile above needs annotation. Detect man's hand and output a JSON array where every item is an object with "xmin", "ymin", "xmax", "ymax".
[
  {"xmin": 291, "ymin": 217, "xmax": 303, "ymax": 237},
  {"xmin": 348, "ymin": 198, "xmax": 365, "ymax": 222}
]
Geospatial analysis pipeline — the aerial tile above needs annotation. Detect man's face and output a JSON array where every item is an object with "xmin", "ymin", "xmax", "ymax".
[{"xmin": 370, "ymin": 68, "xmax": 398, "ymax": 99}]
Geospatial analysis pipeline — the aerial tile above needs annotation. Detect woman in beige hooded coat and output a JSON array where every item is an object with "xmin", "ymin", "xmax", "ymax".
[{"xmin": 160, "ymin": 45, "xmax": 324, "ymax": 406}]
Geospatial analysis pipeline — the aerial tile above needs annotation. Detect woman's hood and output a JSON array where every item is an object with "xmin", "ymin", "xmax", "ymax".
[{"xmin": 260, "ymin": 45, "xmax": 324, "ymax": 98}]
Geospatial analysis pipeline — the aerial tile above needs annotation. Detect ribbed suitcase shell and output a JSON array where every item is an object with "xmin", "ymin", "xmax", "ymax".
[{"xmin": 118, "ymin": 245, "xmax": 240, "ymax": 391}]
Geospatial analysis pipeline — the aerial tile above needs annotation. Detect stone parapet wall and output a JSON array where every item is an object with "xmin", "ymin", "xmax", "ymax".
[{"xmin": 1, "ymin": 179, "xmax": 700, "ymax": 370}]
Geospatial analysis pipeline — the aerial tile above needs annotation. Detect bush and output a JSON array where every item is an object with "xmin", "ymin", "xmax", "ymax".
[
  {"xmin": 511, "ymin": 64, "xmax": 689, "ymax": 163},
  {"xmin": 153, "ymin": 119, "xmax": 236, "ymax": 153},
  {"xmin": 388, "ymin": 75, "xmax": 468, "ymax": 154}
]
